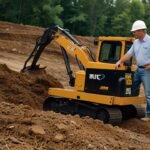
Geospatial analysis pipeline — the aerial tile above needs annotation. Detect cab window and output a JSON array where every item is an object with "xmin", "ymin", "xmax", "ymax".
[
  {"xmin": 125, "ymin": 41, "xmax": 135, "ymax": 64},
  {"xmin": 99, "ymin": 41, "xmax": 121, "ymax": 63},
  {"xmin": 125, "ymin": 41, "xmax": 132, "ymax": 53}
]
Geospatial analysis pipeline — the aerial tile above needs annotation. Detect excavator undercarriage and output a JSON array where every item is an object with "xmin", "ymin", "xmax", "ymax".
[
  {"xmin": 43, "ymin": 96, "xmax": 145, "ymax": 124},
  {"xmin": 22, "ymin": 25, "xmax": 146, "ymax": 124},
  {"xmin": 43, "ymin": 88, "xmax": 145, "ymax": 124}
]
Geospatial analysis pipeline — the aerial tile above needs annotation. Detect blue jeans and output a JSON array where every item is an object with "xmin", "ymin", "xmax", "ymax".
[{"xmin": 132, "ymin": 68, "xmax": 150, "ymax": 115}]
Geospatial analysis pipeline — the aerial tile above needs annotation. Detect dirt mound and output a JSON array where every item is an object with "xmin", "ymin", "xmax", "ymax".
[
  {"xmin": 0, "ymin": 64, "xmax": 62, "ymax": 109},
  {"xmin": 120, "ymin": 119, "xmax": 150, "ymax": 139},
  {"xmin": 0, "ymin": 102, "xmax": 150, "ymax": 150}
]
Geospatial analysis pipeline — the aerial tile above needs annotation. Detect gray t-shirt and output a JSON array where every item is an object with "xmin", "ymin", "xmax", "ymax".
[{"xmin": 127, "ymin": 34, "xmax": 150, "ymax": 66}]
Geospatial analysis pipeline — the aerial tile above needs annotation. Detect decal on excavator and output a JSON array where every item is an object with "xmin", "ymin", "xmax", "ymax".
[{"xmin": 89, "ymin": 73, "xmax": 105, "ymax": 81}]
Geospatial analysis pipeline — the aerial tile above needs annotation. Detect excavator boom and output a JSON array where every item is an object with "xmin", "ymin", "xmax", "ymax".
[{"xmin": 21, "ymin": 25, "xmax": 94, "ymax": 72}]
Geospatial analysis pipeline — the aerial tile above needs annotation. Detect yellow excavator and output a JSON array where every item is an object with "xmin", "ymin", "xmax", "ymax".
[{"xmin": 21, "ymin": 25, "xmax": 145, "ymax": 124}]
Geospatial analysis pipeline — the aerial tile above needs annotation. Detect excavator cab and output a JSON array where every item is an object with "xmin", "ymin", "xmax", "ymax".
[
  {"xmin": 96, "ymin": 37, "xmax": 134, "ymax": 64},
  {"xmin": 22, "ymin": 25, "xmax": 145, "ymax": 124}
]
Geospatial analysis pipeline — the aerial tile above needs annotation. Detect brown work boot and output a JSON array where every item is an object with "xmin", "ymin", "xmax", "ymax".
[{"xmin": 141, "ymin": 114, "xmax": 150, "ymax": 121}]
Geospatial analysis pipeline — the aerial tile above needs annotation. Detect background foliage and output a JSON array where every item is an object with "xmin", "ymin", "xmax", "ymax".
[{"xmin": 0, "ymin": 0, "xmax": 150, "ymax": 36}]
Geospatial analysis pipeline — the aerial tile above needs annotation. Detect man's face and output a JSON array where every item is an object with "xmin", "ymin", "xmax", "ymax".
[{"xmin": 132, "ymin": 30, "xmax": 144, "ymax": 39}]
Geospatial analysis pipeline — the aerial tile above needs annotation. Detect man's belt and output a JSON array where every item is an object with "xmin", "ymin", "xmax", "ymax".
[{"xmin": 138, "ymin": 66, "xmax": 145, "ymax": 68}]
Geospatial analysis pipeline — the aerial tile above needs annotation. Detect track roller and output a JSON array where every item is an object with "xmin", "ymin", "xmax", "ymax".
[
  {"xmin": 43, "ymin": 96, "xmax": 59, "ymax": 112},
  {"xmin": 134, "ymin": 105, "xmax": 146, "ymax": 118},
  {"xmin": 96, "ymin": 107, "xmax": 122, "ymax": 124},
  {"xmin": 120, "ymin": 105, "xmax": 146, "ymax": 120},
  {"xmin": 43, "ymin": 97, "xmax": 76, "ymax": 114},
  {"xmin": 120, "ymin": 105, "xmax": 136, "ymax": 120}
]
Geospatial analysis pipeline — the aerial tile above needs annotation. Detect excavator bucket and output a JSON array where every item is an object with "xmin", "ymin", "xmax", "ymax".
[
  {"xmin": 21, "ymin": 64, "xmax": 46, "ymax": 73},
  {"xmin": 21, "ymin": 26, "xmax": 59, "ymax": 73}
]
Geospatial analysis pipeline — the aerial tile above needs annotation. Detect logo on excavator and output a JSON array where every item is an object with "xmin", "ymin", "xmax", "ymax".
[
  {"xmin": 67, "ymin": 45, "xmax": 76, "ymax": 51},
  {"xmin": 89, "ymin": 74, "xmax": 105, "ymax": 81}
]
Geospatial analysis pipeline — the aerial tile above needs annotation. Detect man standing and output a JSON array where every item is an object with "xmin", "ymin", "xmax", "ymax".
[{"xmin": 115, "ymin": 20, "xmax": 150, "ymax": 119}]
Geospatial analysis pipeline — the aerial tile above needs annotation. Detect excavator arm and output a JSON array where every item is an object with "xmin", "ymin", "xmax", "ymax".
[
  {"xmin": 22, "ymin": 26, "xmax": 55, "ymax": 71},
  {"xmin": 21, "ymin": 25, "xmax": 94, "ymax": 86},
  {"xmin": 21, "ymin": 25, "xmax": 94, "ymax": 72}
]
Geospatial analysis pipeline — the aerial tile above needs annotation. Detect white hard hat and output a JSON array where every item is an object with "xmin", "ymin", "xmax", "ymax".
[{"xmin": 131, "ymin": 20, "xmax": 147, "ymax": 32}]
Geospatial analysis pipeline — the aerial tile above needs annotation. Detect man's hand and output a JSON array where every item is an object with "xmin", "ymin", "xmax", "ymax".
[
  {"xmin": 115, "ymin": 54, "xmax": 131, "ymax": 69},
  {"xmin": 115, "ymin": 60, "xmax": 122, "ymax": 69},
  {"xmin": 144, "ymin": 64, "xmax": 150, "ymax": 70}
]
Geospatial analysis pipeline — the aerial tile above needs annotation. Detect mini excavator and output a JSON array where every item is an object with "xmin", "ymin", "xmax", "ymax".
[{"xmin": 21, "ymin": 25, "xmax": 145, "ymax": 124}]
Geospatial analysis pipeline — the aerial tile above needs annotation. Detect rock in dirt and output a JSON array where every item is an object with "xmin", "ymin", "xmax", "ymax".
[
  {"xmin": 54, "ymin": 134, "xmax": 65, "ymax": 142},
  {"xmin": 87, "ymin": 143, "xmax": 95, "ymax": 149},
  {"xmin": 55, "ymin": 123, "xmax": 68, "ymax": 131},
  {"xmin": 29, "ymin": 125, "xmax": 46, "ymax": 135},
  {"xmin": 9, "ymin": 137, "xmax": 26, "ymax": 144}
]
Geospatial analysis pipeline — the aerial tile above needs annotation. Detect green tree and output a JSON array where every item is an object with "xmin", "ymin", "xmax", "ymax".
[
  {"xmin": 0, "ymin": 0, "xmax": 63, "ymax": 27},
  {"xmin": 111, "ymin": 0, "xmax": 131, "ymax": 36},
  {"xmin": 115, "ymin": 0, "xmax": 130, "ymax": 14},
  {"xmin": 129, "ymin": 0, "xmax": 145, "ymax": 22},
  {"xmin": 60, "ymin": 0, "xmax": 87, "ymax": 35},
  {"xmin": 0, "ymin": 0, "xmax": 21, "ymax": 22},
  {"xmin": 30, "ymin": 0, "xmax": 63, "ymax": 27},
  {"xmin": 143, "ymin": 1, "xmax": 150, "ymax": 33},
  {"xmin": 82, "ymin": 0, "xmax": 108, "ymax": 36},
  {"xmin": 112, "ymin": 10, "xmax": 131, "ymax": 36}
]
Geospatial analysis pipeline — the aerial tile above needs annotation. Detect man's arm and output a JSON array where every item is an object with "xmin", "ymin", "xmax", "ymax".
[
  {"xmin": 145, "ymin": 64, "xmax": 150, "ymax": 70},
  {"xmin": 115, "ymin": 54, "xmax": 132, "ymax": 69}
]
